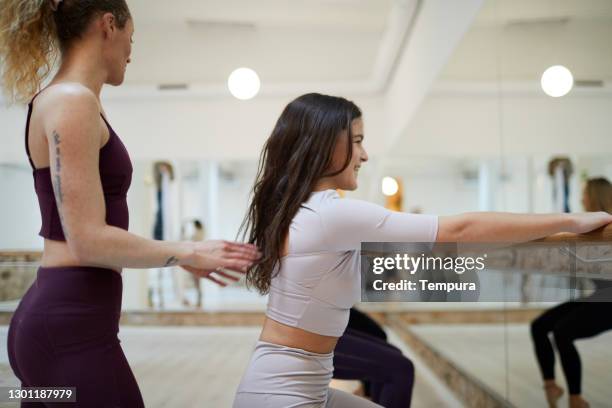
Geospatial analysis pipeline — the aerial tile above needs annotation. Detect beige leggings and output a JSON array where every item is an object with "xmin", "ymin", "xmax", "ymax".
[{"xmin": 233, "ymin": 341, "xmax": 383, "ymax": 408}]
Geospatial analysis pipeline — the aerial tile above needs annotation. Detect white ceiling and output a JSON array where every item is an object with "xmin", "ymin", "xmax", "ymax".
[
  {"xmin": 125, "ymin": 0, "xmax": 393, "ymax": 86},
  {"xmin": 388, "ymin": 0, "xmax": 612, "ymax": 160},
  {"xmin": 440, "ymin": 0, "xmax": 612, "ymax": 81},
  {"xmin": 474, "ymin": 0, "xmax": 612, "ymax": 26},
  {"xmin": 123, "ymin": 0, "xmax": 612, "ymax": 88}
]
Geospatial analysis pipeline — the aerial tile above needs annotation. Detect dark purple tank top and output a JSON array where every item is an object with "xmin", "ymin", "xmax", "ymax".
[{"xmin": 25, "ymin": 98, "xmax": 133, "ymax": 241}]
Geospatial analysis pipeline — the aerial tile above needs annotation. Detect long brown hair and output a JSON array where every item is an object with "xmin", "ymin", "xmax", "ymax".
[
  {"xmin": 584, "ymin": 177, "xmax": 612, "ymax": 213},
  {"xmin": 0, "ymin": 0, "xmax": 130, "ymax": 104},
  {"xmin": 239, "ymin": 93, "xmax": 362, "ymax": 294}
]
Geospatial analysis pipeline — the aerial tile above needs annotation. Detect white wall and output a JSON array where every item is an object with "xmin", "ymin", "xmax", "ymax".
[
  {"xmin": 391, "ymin": 85, "xmax": 612, "ymax": 157},
  {"xmin": 0, "ymin": 92, "xmax": 386, "ymax": 163},
  {"xmin": 0, "ymin": 164, "xmax": 43, "ymax": 250}
]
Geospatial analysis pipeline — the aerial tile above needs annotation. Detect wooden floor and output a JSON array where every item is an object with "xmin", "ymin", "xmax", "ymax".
[
  {"xmin": 0, "ymin": 325, "xmax": 461, "ymax": 407},
  {"xmin": 410, "ymin": 323, "xmax": 612, "ymax": 408}
]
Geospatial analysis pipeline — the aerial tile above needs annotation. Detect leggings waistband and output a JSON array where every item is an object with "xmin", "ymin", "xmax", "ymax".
[
  {"xmin": 30, "ymin": 265, "xmax": 123, "ymax": 314},
  {"xmin": 255, "ymin": 340, "xmax": 334, "ymax": 358}
]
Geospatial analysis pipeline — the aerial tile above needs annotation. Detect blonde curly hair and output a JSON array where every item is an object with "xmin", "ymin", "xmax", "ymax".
[
  {"xmin": 0, "ymin": 0, "xmax": 131, "ymax": 104},
  {"xmin": 0, "ymin": 0, "xmax": 57, "ymax": 104}
]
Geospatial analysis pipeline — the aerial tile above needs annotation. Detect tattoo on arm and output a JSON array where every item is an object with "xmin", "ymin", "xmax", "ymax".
[
  {"xmin": 51, "ymin": 130, "xmax": 69, "ymax": 238},
  {"xmin": 53, "ymin": 131, "xmax": 61, "ymax": 175},
  {"xmin": 164, "ymin": 256, "xmax": 179, "ymax": 267}
]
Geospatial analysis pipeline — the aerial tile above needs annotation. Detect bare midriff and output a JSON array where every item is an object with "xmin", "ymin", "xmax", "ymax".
[
  {"xmin": 259, "ymin": 316, "xmax": 338, "ymax": 354},
  {"xmin": 41, "ymin": 239, "xmax": 121, "ymax": 273}
]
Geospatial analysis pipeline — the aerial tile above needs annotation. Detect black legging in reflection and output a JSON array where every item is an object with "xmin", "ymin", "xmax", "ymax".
[{"xmin": 531, "ymin": 297, "xmax": 612, "ymax": 395}]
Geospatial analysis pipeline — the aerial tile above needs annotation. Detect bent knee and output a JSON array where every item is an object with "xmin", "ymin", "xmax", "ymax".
[
  {"xmin": 530, "ymin": 318, "xmax": 548, "ymax": 338},
  {"xmin": 552, "ymin": 325, "xmax": 576, "ymax": 346}
]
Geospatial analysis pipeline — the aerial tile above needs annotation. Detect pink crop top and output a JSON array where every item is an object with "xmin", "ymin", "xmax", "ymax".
[{"xmin": 266, "ymin": 189, "xmax": 439, "ymax": 337}]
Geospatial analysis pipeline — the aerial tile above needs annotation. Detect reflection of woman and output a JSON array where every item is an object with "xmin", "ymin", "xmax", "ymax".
[
  {"xmin": 333, "ymin": 308, "xmax": 415, "ymax": 405},
  {"xmin": 531, "ymin": 177, "xmax": 612, "ymax": 408},
  {"xmin": 233, "ymin": 93, "xmax": 612, "ymax": 407},
  {"xmin": 1, "ymin": 1, "xmax": 258, "ymax": 406}
]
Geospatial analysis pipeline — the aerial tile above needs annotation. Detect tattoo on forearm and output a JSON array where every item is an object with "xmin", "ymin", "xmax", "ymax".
[
  {"xmin": 164, "ymin": 256, "xmax": 179, "ymax": 267},
  {"xmin": 53, "ymin": 131, "xmax": 61, "ymax": 174},
  {"xmin": 51, "ymin": 130, "xmax": 68, "ymax": 238}
]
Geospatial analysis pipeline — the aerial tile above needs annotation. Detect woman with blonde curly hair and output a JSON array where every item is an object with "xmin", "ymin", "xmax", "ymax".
[{"xmin": 1, "ymin": 1, "xmax": 259, "ymax": 406}]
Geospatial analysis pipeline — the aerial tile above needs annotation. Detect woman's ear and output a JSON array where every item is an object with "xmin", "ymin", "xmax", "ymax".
[{"xmin": 100, "ymin": 12, "xmax": 116, "ymax": 39}]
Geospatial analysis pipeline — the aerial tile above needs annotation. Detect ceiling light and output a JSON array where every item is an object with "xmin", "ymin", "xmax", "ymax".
[
  {"xmin": 541, "ymin": 65, "xmax": 573, "ymax": 97},
  {"xmin": 228, "ymin": 67, "xmax": 260, "ymax": 100}
]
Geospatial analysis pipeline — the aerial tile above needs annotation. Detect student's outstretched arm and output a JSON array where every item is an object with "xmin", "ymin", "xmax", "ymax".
[
  {"xmin": 317, "ymin": 194, "xmax": 611, "ymax": 248},
  {"xmin": 437, "ymin": 211, "xmax": 612, "ymax": 242}
]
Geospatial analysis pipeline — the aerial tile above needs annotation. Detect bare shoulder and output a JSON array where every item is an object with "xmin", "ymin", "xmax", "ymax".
[
  {"xmin": 38, "ymin": 82, "xmax": 99, "ymax": 114},
  {"xmin": 36, "ymin": 83, "xmax": 102, "ymax": 142}
]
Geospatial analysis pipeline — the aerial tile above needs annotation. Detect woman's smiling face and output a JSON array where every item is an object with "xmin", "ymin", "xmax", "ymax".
[{"xmin": 325, "ymin": 117, "xmax": 368, "ymax": 191}]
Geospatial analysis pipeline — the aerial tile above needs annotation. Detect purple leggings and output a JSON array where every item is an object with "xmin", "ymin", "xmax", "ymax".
[
  {"xmin": 334, "ymin": 328, "xmax": 415, "ymax": 408},
  {"xmin": 7, "ymin": 266, "xmax": 144, "ymax": 407}
]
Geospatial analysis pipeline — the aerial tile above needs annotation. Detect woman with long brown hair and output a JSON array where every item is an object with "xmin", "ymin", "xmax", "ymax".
[
  {"xmin": 531, "ymin": 177, "xmax": 612, "ymax": 408},
  {"xmin": 233, "ymin": 93, "xmax": 612, "ymax": 407},
  {"xmin": 0, "ymin": 1, "xmax": 259, "ymax": 406}
]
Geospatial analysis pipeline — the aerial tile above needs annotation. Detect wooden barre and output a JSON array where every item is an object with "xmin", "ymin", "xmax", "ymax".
[{"xmin": 535, "ymin": 223, "xmax": 612, "ymax": 243}]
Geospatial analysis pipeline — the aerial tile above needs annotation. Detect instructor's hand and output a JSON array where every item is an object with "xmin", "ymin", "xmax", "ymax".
[{"xmin": 181, "ymin": 240, "xmax": 260, "ymax": 286}]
